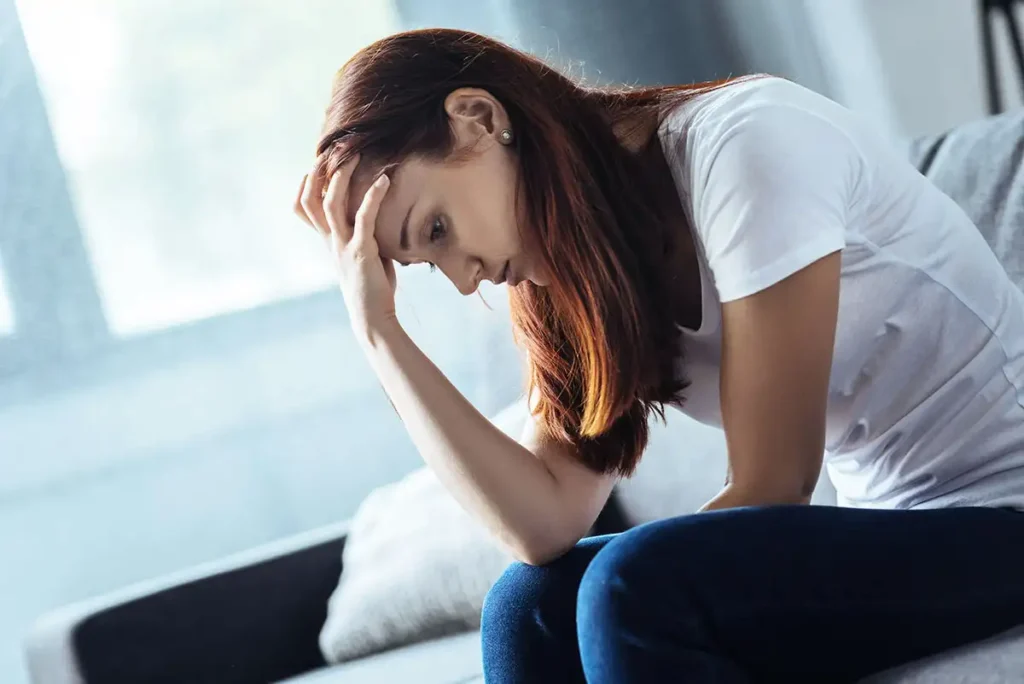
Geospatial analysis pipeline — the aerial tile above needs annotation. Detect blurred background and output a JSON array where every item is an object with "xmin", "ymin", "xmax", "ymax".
[{"xmin": 0, "ymin": 0, "xmax": 1022, "ymax": 682}]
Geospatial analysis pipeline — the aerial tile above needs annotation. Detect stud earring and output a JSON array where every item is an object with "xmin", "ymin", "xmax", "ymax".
[{"xmin": 499, "ymin": 128, "xmax": 514, "ymax": 145}]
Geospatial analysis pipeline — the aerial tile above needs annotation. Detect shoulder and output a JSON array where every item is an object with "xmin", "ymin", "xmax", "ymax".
[
  {"xmin": 659, "ymin": 76, "xmax": 866, "ymax": 183},
  {"xmin": 660, "ymin": 77, "xmax": 860, "ymax": 302}
]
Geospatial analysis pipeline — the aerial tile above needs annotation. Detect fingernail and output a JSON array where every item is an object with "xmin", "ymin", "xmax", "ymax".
[{"xmin": 375, "ymin": 174, "xmax": 390, "ymax": 188}]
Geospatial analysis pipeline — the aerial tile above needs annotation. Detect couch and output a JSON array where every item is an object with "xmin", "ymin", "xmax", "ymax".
[{"xmin": 24, "ymin": 111, "xmax": 1024, "ymax": 683}]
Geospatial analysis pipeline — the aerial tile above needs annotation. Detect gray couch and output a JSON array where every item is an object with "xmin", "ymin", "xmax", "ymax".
[{"xmin": 24, "ymin": 111, "xmax": 1024, "ymax": 683}]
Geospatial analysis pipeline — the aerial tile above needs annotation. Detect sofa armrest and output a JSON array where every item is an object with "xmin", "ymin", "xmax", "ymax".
[{"xmin": 25, "ymin": 520, "xmax": 350, "ymax": 684}]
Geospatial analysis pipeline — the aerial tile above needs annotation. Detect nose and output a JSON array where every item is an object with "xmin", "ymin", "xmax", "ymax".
[{"xmin": 440, "ymin": 256, "xmax": 483, "ymax": 296}]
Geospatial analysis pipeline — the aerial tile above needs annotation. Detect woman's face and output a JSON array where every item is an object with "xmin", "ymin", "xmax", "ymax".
[{"xmin": 345, "ymin": 89, "xmax": 550, "ymax": 294}]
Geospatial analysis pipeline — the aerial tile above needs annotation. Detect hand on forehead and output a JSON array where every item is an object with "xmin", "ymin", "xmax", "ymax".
[
  {"xmin": 344, "ymin": 159, "xmax": 381, "ymax": 226},
  {"xmin": 344, "ymin": 157, "xmax": 415, "ymax": 261}
]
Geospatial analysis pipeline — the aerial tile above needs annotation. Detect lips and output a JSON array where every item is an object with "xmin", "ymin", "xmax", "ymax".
[
  {"xmin": 494, "ymin": 261, "xmax": 509, "ymax": 285},
  {"xmin": 490, "ymin": 260, "xmax": 523, "ymax": 286},
  {"xmin": 506, "ymin": 262, "xmax": 521, "ymax": 287}
]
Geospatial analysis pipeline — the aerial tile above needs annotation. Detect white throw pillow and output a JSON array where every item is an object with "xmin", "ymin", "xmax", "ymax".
[
  {"xmin": 318, "ymin": 404, "xmax": 528, "ymax": 664},
  {"xmin": 318, "ymin": 466, "xmax": 514, "ymax": 663}
]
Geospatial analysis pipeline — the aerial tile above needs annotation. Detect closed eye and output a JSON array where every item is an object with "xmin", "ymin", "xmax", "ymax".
[
  {"xmin": 427, "ymin": 215, "xmax": 447, "ymax": 244},
  {"xmin": 423, "ymin": 215, "xmax": 447, "ymax": 274},
  {"xmin": 396, "ymin": 260, "xmax": 435, "ymax": 272}
]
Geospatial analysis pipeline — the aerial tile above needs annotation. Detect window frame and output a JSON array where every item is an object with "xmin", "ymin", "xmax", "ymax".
[
  {"xmin": 0, "ymin": 3, "xmax": 351, "ymax": 385},
  {"xmin": 0, "ymin": 0, "xmax": 520, "ymax": 416}
]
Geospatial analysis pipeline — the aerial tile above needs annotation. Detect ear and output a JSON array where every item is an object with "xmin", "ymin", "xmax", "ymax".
[{"xmin": 444, "ymin": 88, "xmax": 511, "ymax": 149}]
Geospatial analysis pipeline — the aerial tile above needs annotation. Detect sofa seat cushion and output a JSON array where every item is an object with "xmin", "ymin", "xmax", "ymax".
[
  {"xmin": 866, "ymin": 627, "xmax": 1024, "ymax": 683},
  {"xmin": 280, "ymin": 631, "xmax": 482, "ymax": 684},
  {"xmin": 282, "ymin": 627, "xmax": 1024, "ymax": 683}
]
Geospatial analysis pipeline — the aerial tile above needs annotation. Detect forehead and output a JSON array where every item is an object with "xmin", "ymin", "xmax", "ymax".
[{"xmin": 348, "ymin": 157, "xmax": 436, "ymax": 261}]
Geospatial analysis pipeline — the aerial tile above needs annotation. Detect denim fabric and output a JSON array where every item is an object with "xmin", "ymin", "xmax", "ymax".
[{"xmin": 481, "ymin": 505, "xmax": 1024, "ymax": 683}]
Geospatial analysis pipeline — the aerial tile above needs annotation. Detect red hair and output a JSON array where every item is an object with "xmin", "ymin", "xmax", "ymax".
[{"xmin": 317, "ymin": 28, "xmax": 733, "ymax": 476}]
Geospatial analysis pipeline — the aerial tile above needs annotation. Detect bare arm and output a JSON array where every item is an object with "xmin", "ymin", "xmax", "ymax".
[
  {"xmin": 295, "ymin": 158, "xmax": 615, "ymax": 566},
  {"xmin": 701, "ymin": 252, "xmax": 841, "ymax": 511},
  {"xmin": 361, "ymin": 322, "xmax": 616, "ymax": 565}
]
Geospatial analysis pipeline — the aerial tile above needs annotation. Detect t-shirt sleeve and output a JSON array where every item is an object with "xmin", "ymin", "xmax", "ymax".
[{"xmin": 686, "ymin": 99, "xmax": 859, "ymax": 302}]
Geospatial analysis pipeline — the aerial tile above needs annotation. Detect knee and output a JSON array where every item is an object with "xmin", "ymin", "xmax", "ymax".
[
  {"xmin": 481, "ymin": 556, "xmax": 579, "ymax": 642},
  {"xmin": 482, "ymin": 544, "xmax": 602, "ymax": 681},
  {"xmin": 576, "ymin": 533, "xmax": 642, "ymax": 625},
  {"xmin": 482, "ymin": 538, "xmax": 608, "ymax": 660},
  {"xmin": 481, "ymin": 561, "xmax": 541, "ymax": 639},
  {"xmin": 576, "ymin": 518, "xmax": 712, "ymax": 630}
]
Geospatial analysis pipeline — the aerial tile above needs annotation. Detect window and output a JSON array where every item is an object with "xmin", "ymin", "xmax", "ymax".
[
  {"xmin": 16, "ymin": 0, "xmax": 398, "ymax": 335},
  {"xmin": 0, "ymin": 258, "xmax": 12, "ymax": 335}
]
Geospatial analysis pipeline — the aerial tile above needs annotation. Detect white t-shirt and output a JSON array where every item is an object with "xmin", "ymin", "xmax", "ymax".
[{"xmin": 659, "ymin": 76, "xmax": 1024, "ymax": 510}]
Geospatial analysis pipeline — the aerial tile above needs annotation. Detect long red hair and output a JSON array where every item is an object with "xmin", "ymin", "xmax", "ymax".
[{"xmin": 317, "ymin": 28, "xmax": 732, "ymax": 476}]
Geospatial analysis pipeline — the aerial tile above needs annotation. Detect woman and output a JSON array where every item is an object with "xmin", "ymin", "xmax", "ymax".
[{"xmin": 294, "ymin": 28, "xmax": 1024, "ymax": 683}]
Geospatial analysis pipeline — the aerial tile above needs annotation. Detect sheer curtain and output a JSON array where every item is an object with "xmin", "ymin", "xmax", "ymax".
[{"xmin": 0, "ymin": 256, "xmax": 12, "ymax": 335}]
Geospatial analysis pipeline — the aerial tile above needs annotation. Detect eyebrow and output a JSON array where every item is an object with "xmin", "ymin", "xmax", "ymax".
[{"xmin": 399, "ymin": 204, "xmax": 413, "ymax": 252}]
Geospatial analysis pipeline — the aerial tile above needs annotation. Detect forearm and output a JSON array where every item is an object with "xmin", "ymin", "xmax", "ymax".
[{"xmin": 358, "ymin": 320, "xmax": 579, "ymax": 561}]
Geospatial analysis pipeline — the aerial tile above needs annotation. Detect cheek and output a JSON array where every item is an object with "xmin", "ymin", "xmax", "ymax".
[
  {"xmin": 455, "ymin": 179, "xmax": 517, "ymax": 252},
  {"xmin": 440, "ymin": 158, "xmax": 520, "ymax": 255},
  {"xmin": 493, "ymin": 184, "xmax": 523, "ymax": 252}
]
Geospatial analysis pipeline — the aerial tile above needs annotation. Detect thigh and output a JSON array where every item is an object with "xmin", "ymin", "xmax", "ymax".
[{"xmin": 586, "ymin": 505, "xmax": 1024, "ymax": 683}]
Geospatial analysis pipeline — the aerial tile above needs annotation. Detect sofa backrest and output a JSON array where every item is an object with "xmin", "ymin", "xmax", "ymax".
[{"xmin": 907, "ymin": 110, "xmax": 1024, "ymax": 290}]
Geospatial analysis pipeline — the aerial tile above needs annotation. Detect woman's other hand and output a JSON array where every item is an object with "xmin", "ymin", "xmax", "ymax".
[{"xmin": 295, "ymin": 155, "xmax": 398, "ymax": 335}]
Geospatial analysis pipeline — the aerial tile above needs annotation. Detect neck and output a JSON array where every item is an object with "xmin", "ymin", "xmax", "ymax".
[{"xmin": 608, "ymin": 108, "xmax": 660, "ymax": 153}]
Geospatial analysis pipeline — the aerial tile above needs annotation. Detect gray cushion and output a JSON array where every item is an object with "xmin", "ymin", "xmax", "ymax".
[{"xmin": 906, "ymin": 109, "xmax": 1024, "ymax": 290}]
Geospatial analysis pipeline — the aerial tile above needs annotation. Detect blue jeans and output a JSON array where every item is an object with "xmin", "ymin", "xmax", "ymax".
[{"xmin": 481, "ymin": 505, "xmax": 1024, "ymax": 683}]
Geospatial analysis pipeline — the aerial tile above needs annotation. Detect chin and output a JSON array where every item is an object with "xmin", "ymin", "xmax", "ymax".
[
  {"xmin": 509, "ymin": 258, "xmax": 549, "ymax": 287},
  {"xmin": 527, "ymin": 268, "xmax": 551, "ymax": 287}
]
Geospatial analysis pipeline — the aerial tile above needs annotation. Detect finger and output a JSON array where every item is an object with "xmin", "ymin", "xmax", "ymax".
[
  {"xmin": 322, "ymin": 171, "xmax": 350, "ymax": 242},
  {"xmin": 353, "ymin": 174, "xmax": 391, "ymax": 242},
  {"xmin": 323, "ymin": 155, "xmax": 361, "ymax": 239},
  {"xmin": 294, "ymin": 175, "xmax": 314, "ymax": 228},
  {"xmin": 300, "ymin": 162, "xmax": 330, "ymax": 237}
]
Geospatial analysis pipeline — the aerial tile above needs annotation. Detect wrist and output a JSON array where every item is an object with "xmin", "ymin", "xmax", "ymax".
[{"xmin": 354, "ymin": 314, "xmax": 404, "ymax": 350}]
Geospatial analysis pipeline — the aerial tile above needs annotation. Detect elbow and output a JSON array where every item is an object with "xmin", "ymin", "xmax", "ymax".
[
  {"xmin": 791, "ymin": 471, "xmax": 819, "ymax": 504},
  {"xmin": 509, "ymin": 527, "xmax": 588, "ymax": 567},
  {"xmin": 512, "ymin": 537, "xmax": 579, "ymax": 567},
  {"xmin": 513, "ymin": 550, "xmax": 552, "ymax": 568},
  {"xmin": 515, "ymin": 543, "xmax": 574, "ymax": 567}
]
